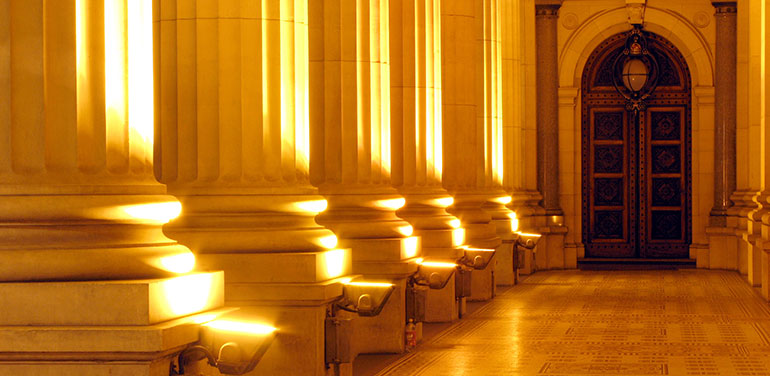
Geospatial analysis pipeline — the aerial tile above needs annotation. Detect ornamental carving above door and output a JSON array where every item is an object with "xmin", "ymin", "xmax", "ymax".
[{"xmin": 581, "ymin": 31, "xmax": 692, "ymax": 259}]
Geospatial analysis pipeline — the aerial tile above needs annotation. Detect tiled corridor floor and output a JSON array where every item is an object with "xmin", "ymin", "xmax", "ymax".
[{"xmin": 374, "ymin": 270, "xmax": 770, "ymax": 375}]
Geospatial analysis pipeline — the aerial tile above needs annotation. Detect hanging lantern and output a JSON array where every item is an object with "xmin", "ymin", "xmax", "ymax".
[{"xmin": 612, "ymin": 25, "xmax": 659, "ymax": 112}]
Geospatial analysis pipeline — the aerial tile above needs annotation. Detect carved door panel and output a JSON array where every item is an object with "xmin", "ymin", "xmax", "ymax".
[
  {"xmin": 584, "ymin": 106, "xmax": 689, "ymax": 258},
  {"xmin": 587, "ymin": 108, "xmax": 635, "ymax": 257},
  {"xmin": 644, "ymin": 107, "xmax": 689, "ymax": 257}
]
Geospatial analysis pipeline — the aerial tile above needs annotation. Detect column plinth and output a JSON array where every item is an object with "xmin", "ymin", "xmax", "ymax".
[{"xmin": 707, "ymin": 1, "xmax": 740, "ymax": 271}]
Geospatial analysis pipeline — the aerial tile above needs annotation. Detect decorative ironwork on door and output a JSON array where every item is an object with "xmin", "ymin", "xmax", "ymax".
[{"xmin": 581, "ymin": 31, "xmax": 692, "ymax": 258}]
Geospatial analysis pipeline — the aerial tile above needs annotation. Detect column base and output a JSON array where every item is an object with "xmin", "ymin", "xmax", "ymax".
[
  {"xmin": 743, "ymin": 234, "xmax": 763, "ymax": 286},
  {"xmin": 0, "ymin": 273, "xmax": 226, "ymax": 376},
  {"xmin": 424, "ymin": 274, "xmax": 459, "ymax": 323},
  {"xmin": 340, "ymin": 279, "xmax": 408, "ymax": 356},
  {"xmin": 534, "ymin": 225, "xmax": 569, "ymax": 271},
  {"xmin": 705, "ymin": 226, "xmax": 739, "ymax": 270},
  {"xmin": 494, "ymin": 240, "xmax": 515, "ymax": 286},
  {"xmin": 469, "ymin": 261, "xmax": 496, "ymax": 302},
  {"xmin": 760, "ymin": 250, "xmax": 770, "ymax": 300}
]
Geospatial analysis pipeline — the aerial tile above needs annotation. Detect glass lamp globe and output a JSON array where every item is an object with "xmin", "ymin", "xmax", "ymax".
[{"xmin": 621, "ymin": 58, "xmax": 648, "ymax": 93}]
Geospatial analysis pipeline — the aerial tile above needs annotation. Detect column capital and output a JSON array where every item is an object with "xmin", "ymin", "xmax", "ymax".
[
  {"xmin": 535, "ymin": 1, "xmax": 562, "ymax": 17},
  {"xmin": 712, "ymin": 1, "xmax": 737, "ymax": 14}
]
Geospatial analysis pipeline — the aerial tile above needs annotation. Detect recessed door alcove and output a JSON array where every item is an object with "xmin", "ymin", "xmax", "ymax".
[{"xmin": 581, "ymin": 30, "xmax": 692, "ymax": 259}]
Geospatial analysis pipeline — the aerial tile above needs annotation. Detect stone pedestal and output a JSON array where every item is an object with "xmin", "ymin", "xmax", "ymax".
[
  {"xmin": 483, "ymin": 196, "xmax": 517, "ymax": 286},
  {"xmin": 397, "ymin": 192, "xmax": 462, "ymax": 323},
  {"xmin": 0, "ymin": 274, "xmax": 225, "ymax": 376},
  {"xmin": 425, "ymin": 274, "xmax": 459, "ymax": 322},
  {"xmin": 706, "ymin": 226, "xmax": 739, "ymax": 270},
  {"xmin": 535, "ymin": 223, "xmax": 569, "ymax": 271},
  {"xmin": 495, "ymin": 241, "xmax": 517, "ymax": 286},
  {"xmin": 469, "ymin": 258, "xmax": 497, "ymax": 302}
]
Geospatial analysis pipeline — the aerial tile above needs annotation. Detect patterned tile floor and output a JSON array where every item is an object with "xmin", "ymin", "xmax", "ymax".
[{"xmin": 373, "ymin": 270, "xmax": 770, "ymax": 376}]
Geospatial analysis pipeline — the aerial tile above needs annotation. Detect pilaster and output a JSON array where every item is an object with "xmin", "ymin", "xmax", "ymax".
[{"xmin": 531, "ymin": 2, "xmax": 568, "ymax": 270}]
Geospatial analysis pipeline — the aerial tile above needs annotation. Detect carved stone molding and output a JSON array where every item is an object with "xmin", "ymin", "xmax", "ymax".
[
  {"xmin": 561, "ymin": 13, "xmax": 579, "ymax": 30},
  {"xmin": 712, "ymin": 1, "xmax": 737, "ymax": 14},
  {"xmin": 536, "ymin": 5, "xmax": 560, "ymax": 17},
  {"xmin": 626, "ymin": 0, "xmax": 646, "ymax": 25}
]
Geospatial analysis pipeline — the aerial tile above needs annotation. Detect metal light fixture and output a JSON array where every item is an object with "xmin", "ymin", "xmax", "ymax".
[
  {"xmin": 412, "ymin": 259, "xmax": 457, "ymax": 289},
  {"xmin": 512, "ymin": 232, "xmax": 541, "ymax": 285},
  {"xmin": 460, "ymin": 246, "xmax": 496, "ymax": 270},
  {"xmin": 336, "ymin": 279, "xmax": 395, "ymax": 317},
  {"xmin": 172, "ymin": 319, "xmax": 278, "ymax": 375},
  {"xmin": 454, "ymin": 264, "xmax": 473, "ymax": 299},
  {"xmin": 612, "ymin": 25, "xmax": 659, "ymax": 112},
  {"xmin": 514, "ymin": 231, "xmax": 542, "ymax": 250}
]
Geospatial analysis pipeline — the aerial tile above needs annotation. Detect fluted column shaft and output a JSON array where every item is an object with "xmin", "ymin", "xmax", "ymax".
[
  {"xmin": 535, "ymin": 3, "xmax": 562, "ymax": 215},
  {"xmin": 391, "ymin": 0, "xmax": 461, "ymax": 259},
  {"xmin": 156, "ymin": 0, "xmax": 345, "ymax": 266},
  {"xmin": 441, "ymin": 0, "xmax": 504, "ymax": 250},
  {"xmin": 310, "ymin": 0, "xmax": 415, "ymax": 267},
  {"xmin": 711, "ymin": 2, "xmax": 738, "ymax": 223},
  {"xmin": 0, "ymin": 0, "xmax": 188, "ymax": 282}
]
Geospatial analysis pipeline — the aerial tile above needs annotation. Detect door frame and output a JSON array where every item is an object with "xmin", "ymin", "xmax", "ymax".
[{"xmin": 580, "ymin": 30, "xmax": 693, "ymax": 259}]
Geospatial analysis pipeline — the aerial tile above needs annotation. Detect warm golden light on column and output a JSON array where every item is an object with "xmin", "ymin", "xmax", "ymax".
[
  {"xmin": 294, "ymin": 0, "xmax": 311, "ymax": 174},
  {"xmin": 76, "ymin": 0, "xmax": 87, "ymax": 95},
  {"xmin": 161, "ymin": 273, "xmax": 217, "ymax": 316},
  {"xmin": 370, "ymin": 0, "xmax": 392, "ymax": 177},
  {"xmin": 281, "ymin": 0, "xmax": 311, "ymax": 174},
  {"xmin": 487, "ymin": 0, "xmax": 504, "ymax": 186},
  {"xmin": 323, "ymin": 249, "xmax": 347, "ymax": 279},
  {"xmin": 104, "ymin": 0, "xmax": 127, "ymax": 168},
  {"xmin": 127, "ymin": 0, "xmax": 153, "ymax": 153}
]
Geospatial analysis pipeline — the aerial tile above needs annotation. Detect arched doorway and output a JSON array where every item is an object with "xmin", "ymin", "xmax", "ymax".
[{"xmin": 581, "ymin": 30, "xmax": 692, "ymax": 259}]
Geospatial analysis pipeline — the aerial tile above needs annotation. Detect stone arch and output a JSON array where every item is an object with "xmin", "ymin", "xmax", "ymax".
[{"xmin": 559, "ymin": 7, "xmax": 714, "ymax": 89}]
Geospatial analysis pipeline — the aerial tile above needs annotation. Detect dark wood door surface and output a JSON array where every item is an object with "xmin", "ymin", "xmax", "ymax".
[{"xmin": 582, "ymin": 31, "xmax": 691, "ymax": 259}]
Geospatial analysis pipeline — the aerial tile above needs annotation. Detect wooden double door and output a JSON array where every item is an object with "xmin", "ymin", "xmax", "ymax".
[{"xmin": 581, "ymin": 31, "xmax": 692, "ymax": 259}]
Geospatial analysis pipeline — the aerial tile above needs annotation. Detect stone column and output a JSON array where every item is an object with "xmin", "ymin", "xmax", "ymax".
[
  {"xmin": 477, "ymin": 0, "xmax": 521, "ymax": 287},
  {"xmin": 442, "ymin": 0, "xmax": 505, "ymax": 303},
  {"xmin": 711, "ymin": 2, "xmax": 737, "ymax": 222},
  {"xmin": 501, "ymin": 0, "xmax": 545, "ymax": 277},
  {"xmin": 309, "ymin": 0, "xmax": 417, "ymax": 355},
  {"xmin": 535, "ymin": 1, "xmax": 562, "ymax": 216},
  {"xmin": 391, "ymin": 0, "xmax": 462, "ymax": 322},
  {"xmin": 0, "ymin": 1, "xmax": 223, "ymax": 374},
  {"xmin": 156, "ymin": 2, "xmax": 349, "ymax": 375}
]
